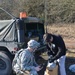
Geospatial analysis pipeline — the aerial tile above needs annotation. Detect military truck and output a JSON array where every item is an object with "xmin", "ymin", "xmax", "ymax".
[{"xmin": 0, "ymin": 9, "xmax": 46, "ymax": 75}]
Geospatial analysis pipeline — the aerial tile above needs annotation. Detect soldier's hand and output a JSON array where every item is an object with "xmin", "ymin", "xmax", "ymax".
[{"xmin": 34, "ymin": 66, "xmax": 42, "ymax": 71}]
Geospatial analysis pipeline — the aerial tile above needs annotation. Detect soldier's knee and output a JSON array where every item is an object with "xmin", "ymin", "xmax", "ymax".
[{"xmin": 30, "ymin": 70, "xmax": 38, "ymax": 75}]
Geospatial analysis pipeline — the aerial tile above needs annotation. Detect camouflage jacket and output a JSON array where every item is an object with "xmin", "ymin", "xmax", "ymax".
[{"xmin": 18, "ymin": 48, "xmax": 38, "ymax": 71}]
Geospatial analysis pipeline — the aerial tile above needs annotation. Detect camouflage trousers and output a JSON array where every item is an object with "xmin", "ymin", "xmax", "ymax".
[
  {"xmin": 16, "ymin": 70, "xmax": 38, "ymax": 75},
  {"xmin": 13, "ymin": 65, "xmax": 38, "ymax": 75}
]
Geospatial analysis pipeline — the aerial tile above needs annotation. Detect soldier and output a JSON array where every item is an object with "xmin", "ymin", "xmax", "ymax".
[
  {"xmin": 13, "ymin": 39, "xmax": 42, "ymax": 75},
  {"xmin": 43, "ymin": 33, "xmax": 67, "ymax": 75}
]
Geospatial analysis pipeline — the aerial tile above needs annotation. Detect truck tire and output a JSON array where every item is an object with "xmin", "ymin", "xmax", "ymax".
[{"xmin": 0, "ymin": 52, "xmax": 12, "ymax": 75}]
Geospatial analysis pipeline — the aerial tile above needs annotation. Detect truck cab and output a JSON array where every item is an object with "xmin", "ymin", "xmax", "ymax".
[
  {"xmin": 0, "ymin": 11, "xmax": 45, "ymax": 75},
  {"xmin": 17, "ymin": 17, "xmax": 45, "ymax": 48}
]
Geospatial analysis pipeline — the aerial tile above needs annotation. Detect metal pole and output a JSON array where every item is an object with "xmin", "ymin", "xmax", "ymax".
[{"xmin": 44, "ymin": 0, "xmax": 47, "ymax": 33}]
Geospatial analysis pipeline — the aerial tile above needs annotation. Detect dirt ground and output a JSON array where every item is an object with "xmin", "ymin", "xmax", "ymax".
[
  {"xmin": 12, "ymin": 23, "xmax": 75, "ymax": 75},
  {"xmin": 36, "ymin": 23, "xmax": 75, "ymax": 75},
  {"xmin": 47, "ymin": 23, "xmax": 75, "ymax": 50},
  {"xmin": 46, "ymin": 23, "xmax": 75, "ymax": 75}
]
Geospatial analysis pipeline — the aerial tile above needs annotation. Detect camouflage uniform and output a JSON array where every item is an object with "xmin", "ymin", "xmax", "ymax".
[{"xmin": 15, "ymin": 48, "xmax": 38, "ymax": 75}]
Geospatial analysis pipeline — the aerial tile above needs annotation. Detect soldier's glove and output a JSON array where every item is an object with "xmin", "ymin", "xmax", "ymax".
[
  {"xmin": 48, "ymin": 55, "xmax": 53, "ymax": 63},
  {"xmin": 17, "ymin": 71, "xmax": 24, "ymax": 75},
  {"xmin": 49, "ymin": 58, "xmax": 54, "ymax": 63}
]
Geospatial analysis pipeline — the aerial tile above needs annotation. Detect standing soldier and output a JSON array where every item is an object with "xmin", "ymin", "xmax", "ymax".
[{"xmin": 43, "ymin": 33, "xmax": 67, "ymax": 75}]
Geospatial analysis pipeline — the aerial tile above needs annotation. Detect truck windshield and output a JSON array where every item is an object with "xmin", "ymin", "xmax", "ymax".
[
  {"xmin": 24, "ymin": 23, "xmax": 44, "ymax": 38},
  {"xmin": 18, "ymin": 19, "xmax": 44, "ymax": 44}
]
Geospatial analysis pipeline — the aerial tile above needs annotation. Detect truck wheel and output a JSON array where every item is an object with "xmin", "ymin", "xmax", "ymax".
[{"xmin": 0, "ymin": 52, "xmax": 12, "ymax": 75}]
